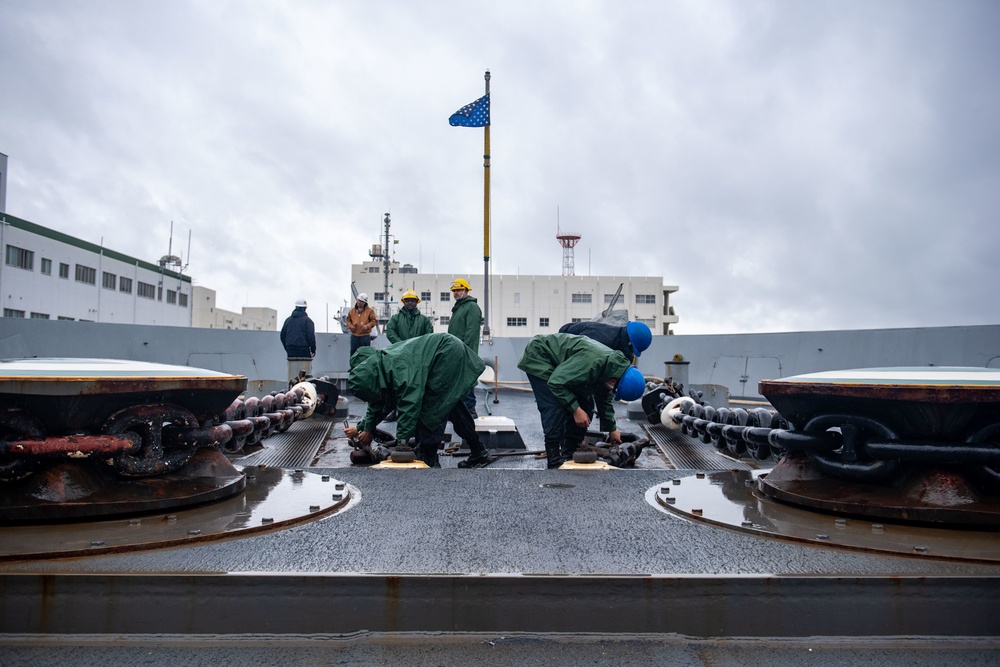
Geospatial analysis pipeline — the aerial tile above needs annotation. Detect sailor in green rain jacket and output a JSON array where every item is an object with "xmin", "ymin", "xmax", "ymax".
[
  {"xmin": 517, "ymin": 333, "xmax": 647, "ymax": 468},
  {"xmin": 343, "ymin": 332, "xmax": 494, "ymax": 468},
  {"xmin": 385, "ymin": 290, "xmax": 433, "ymax": 343}
]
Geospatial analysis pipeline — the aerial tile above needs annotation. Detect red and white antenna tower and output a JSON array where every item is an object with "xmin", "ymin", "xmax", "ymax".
[{"xmin": 556, "ymin": 207, "xmax": 581, "ymax": 276}]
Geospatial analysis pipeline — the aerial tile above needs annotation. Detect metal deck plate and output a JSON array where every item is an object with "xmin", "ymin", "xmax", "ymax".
[
  {"xmin": 649, "ymin": 470, "xmax": 1000, "ymax": 564},
  {"xmin": 0, "ymin": 465, "xmax": 353, "ymax": 561}
]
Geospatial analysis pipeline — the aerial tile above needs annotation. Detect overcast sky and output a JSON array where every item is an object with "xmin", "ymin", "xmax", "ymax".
[{"xmin": 1, "ymin": 0, "xmax": 998, "ymax": 335}]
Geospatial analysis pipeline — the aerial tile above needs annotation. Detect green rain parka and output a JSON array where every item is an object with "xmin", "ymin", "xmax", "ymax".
[
  {"xmin": 447, "ymin": 295, "xmax": 482, "ymax": 352},
  {"xmin": 385, "ymin": 307, "xmax": 433, "ymax": 344},
  {"xmin": 349, "ymin": 332, "xmax": 486, "ymax": 442},
  {"xmin": 517, "ymin": 333, "xmax": 632, "ymax": 432}
]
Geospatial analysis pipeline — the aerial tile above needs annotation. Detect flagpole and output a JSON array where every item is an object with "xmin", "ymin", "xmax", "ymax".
[{"xmin": 482, "ymin": 69, "xmax": 491, "ymax": 341}]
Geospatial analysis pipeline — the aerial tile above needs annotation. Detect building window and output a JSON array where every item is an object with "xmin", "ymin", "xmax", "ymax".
[
  {"xmin": 439, "ymin": 316, "xmax": 450, "ymax": 325},
  {"xmin": 41, "ymin": 258, "xmax": 52, "ymax": 275},
  {"xmin": 571, "ymin": 317, "xmax": 585, "ymax": 323},
  {"xmin": 59, "ymin": 262, "xmax": 70, "ymax": 278},
  {"xmin": 57, "ymin": 316, "xmax": 75, "ymax": 321},
  {"xmin": 440, "ymin": 292, "xmax": 451, "ymax": 301},
  {"xmin": 420, "ymin": 291, "xmax": 431, "ymax": 301},
  {"xmin": 604, "ymin": 294, "xmax": 617, "ymax": 304},
  {"xmin": 635, "ymin": 294, "xmax": 656, "ymax": 304},
  {"xmin": 178, "ymin": 293, "xmax": 188, "ymax": 308},
  {"xmin": 137, "ymin": 281, "xmax": 156, "ymax": 299},
  {"xmin": 374, "ymin": 292, "xmax": 385, "ymax": 301},
  {"xmin": 157, "ymin": 285, "xmax": 163, "ymax": 301},
  {"xmin": 571, "ymin": 293, "xmax": 592, "ymax": 304},
  {"xmin": 166, "ymin": 289, "xmax": 177, "ymax": 305},
  {"xmin": 119, "ymin": 277, "xmax": 132, "ymax": 294},
  {"xmin": 506, "ymin": 317, "xmax": 527, "ymax": 327},
  {"xmin": 102, "ymin": 271, "xmax": 117, "ymax": 290},
  {"xmin": 5, "ymin": 245, "xmax": 34, "ymax": 270},
  {"xmin": 3, "ymin": 308, "xmax": 25, "ymax": 318},
  {"xmin": 367, "ymin": 267, "xmax": 379, "ymax": 273},
  {"xmin": 539, "ymin": 317, "xmax": 549, "ymax": 327},
  {"xmin": 75, "ymin": 264, "xmax": 97, "ymax": 285},
  {"xmin": 30, "ymin": 312, "xmax": 50, "ymax": 319},
  {"xmin": 638, "ymin": 318, "xmax": 656, "ymax": 326}
]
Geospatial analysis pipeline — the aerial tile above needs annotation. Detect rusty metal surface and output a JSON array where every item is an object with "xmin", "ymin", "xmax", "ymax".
[
  {"xmin": 0, "ymin": 459, "xmax": 352, "ymax": 561},
  {"xmin": 650, "ymin": 470, "xmax": 1000, "ymax": 564},
  {"xmin": 759, "ymin": 367, "xmax": 1000, "ymax": 430},
  {"xmin": 0, "ymin": 358, "xmax": 248, "ymax": 429},
  {"xmin": 0, "ymin": 449, "xmax": 245, "ymax": 522},
  {"xmin": 759, "ymin": 451, "xmax": 1000, "ymax": 525}
]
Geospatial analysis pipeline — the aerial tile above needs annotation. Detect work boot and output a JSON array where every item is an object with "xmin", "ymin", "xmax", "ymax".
[
  {"xmin": 418, "ymin": 445, "xmax": 440, "ymax": 468},
  {"xmin": 544, "ymin": 438, "xmax": 566, "ymax": 469},
  {"xmin": 561, "ymin": 434, "xmax": 585, "ymax": 460},
  {"xmin": 457, "ymin": 435, "xmax": 495, "ymax": 468}
]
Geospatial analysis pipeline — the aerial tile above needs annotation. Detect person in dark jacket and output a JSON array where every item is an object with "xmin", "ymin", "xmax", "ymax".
[
  {"xmin": 386, "ymin": 290, "xmax": 433, "ymax": 343},
  {"xmin": 280, "ymin": 299, "xmax": 316, "ymax": 383},
  {"xmin": 343, "ymin": 333, "xmax": 494, "ymax": 468},
  {"xmin": 557, "ymin": 321, "xmax": 652, "ymax": 363},
  {"xmin": 447, "ymin": 277, "xmax": 482, "ymax": 417},
  {"xmin": 518, "ymin": 333, "xmax": 646, "ymax": 468}
]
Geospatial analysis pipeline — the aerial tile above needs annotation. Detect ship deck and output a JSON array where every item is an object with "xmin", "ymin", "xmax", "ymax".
[{"xmin": 2, "ymin": 390, "xmax": 999, "ymax": 664}]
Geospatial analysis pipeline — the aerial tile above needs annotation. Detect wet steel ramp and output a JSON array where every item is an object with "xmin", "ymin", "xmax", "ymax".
[
  {"xmin": 235, "ymin": 420, "xmax": 332, "ymax": 468},
  {"xmin": 643, "ymin": 423, "xmax": 755, "ymax": 471}
]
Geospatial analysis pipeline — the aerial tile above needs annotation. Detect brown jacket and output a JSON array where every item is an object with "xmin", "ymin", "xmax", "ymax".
[{"xmin": 346, "ymin": 303, "xmax": 377, "ymax": 337}]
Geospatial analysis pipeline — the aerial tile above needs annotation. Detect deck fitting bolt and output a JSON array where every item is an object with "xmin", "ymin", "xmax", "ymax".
[
  {"xmin": 816, "ymin": 534, "xmax": 830, "ymax": 540},
  {"xmin": 914, "ymin": 546, "xmax": 929, "ymax": 553},
  {"xmin": 741, "ymin": 521, "xmax": 753, "ymax": 527},
  {"xmin": 872, "ymin": 524, "xmax": 884, "ymax": 532},
  {"xmin": 692, "ymin": 508, "xmax": 703, "ymax": 515},
  {"xmin": 332, "ymin": 493, "xmax": 343, "ymax": 500},
  {"xmin": 672, "ymin": 479, "xmax": 681, "ymax": 485},
  {"xmin": 262, "ymin": 517, "xmax": 274, "ymax": 524},
  {"xmin": 664, "ymin": 497, "xmax": 676, "ymax": 504},
  {"xmin": 335, "ymin": 482, "xmax": 346, "ymax": 490},
  {"xmin": 165, "ymin": 515, "xmax": 177, "ymax": 522},
  {"xmin": 660, "ymin": 487, "xmax": 670, "ymax": 494},
  {"xmin": 835, "ymin": 519, "xmax": 847, "ymax": 526},
  {"xmin": 696, "ymin": 472, "xmax": 705, "ymax": 479},
  {"xmin": 188, "ymin": 529, "xmax": 202, "ymax": 536},
  {"xmin": 310, "ymin": 505, "xmax": 320, "ymax": 512},
  {"xmin": 322, "ymin": 475, "xmax": 330, "ymax": 482},
  {"xmin": 128, "ymin": 519, "xmax": 141, "ymax": 526},
  {"xmin": 90, "ymin": 540, "xmax": 105, "ymax": 547}
]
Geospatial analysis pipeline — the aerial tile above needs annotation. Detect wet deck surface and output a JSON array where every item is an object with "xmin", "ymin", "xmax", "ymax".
[{"xmin": 2, "ymin": 391, "xmax": 999, "ymax": 662}]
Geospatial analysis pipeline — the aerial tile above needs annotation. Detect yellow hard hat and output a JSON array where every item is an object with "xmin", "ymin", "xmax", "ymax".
[
  {"xmin": 450, "ymin": 278, "xmax": 472, "ymax": 291},
  {"xmin": 401, "ymin": 289, "xmax": 420, "ymax": 303}
]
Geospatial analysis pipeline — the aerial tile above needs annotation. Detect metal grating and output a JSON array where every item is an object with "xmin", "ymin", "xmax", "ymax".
[
  {"xmin": 237, "ymin": 421, "xmax": 333, "ymax": 469},
  {"xmin": 641, "ymin": 423, "xmax": 754, "ymax": 471}
]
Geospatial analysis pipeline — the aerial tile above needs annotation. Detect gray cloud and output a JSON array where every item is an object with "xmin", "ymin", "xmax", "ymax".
[{"xmin": 1, "ymin": 0, "xmax": 997, "ymax": 334}]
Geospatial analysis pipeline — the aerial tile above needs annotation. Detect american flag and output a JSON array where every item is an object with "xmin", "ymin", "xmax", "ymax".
[{"xmin": 448, "ymin": 94, "xmax": 490, "ymax": 127}]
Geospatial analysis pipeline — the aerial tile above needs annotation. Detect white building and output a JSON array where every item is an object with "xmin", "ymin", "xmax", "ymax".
[
  {"xmin": 1, "ymin": 213, "xmax": 193, "ymax": 326},
  {"xmin": 351, "ymin": 261, "xmax": 679, "ymax": 337},
  {"xmin": 191, "ymin": 285, "xmax": 277, "ymax": 331}
]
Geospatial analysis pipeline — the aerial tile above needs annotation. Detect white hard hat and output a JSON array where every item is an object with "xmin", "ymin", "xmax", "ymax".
[
  {"xmin": 295, "ymin": 299, "xmax": 307, "ymax": 308},
  {"xmin": 357, "ymin": 293, "xmax": 369, "ymax": 303}
]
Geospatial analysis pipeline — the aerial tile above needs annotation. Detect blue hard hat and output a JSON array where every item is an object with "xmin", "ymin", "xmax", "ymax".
[
  {"xmin": 615, "ymin": 366, "xmax": 646, "ymax": 401},
  {"xmin": 626, "ymin": 321, "xmax": 652, "ymax": 357}
]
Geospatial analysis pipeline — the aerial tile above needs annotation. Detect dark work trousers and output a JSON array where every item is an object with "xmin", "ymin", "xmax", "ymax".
[
  {"xmin": 527, "ymin": 374, "xmax": 593, "ymax": 467},
  {"xmin": 350, "ymin": 335, "xmax": 371, "ymax": 356},
  {"xmin": 417, "ymin": 401, "xmax": 487, "ymax": 465},
  {"xmin": 462, "ymin": 388, "xmax": 478, "ymax": 418}
]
